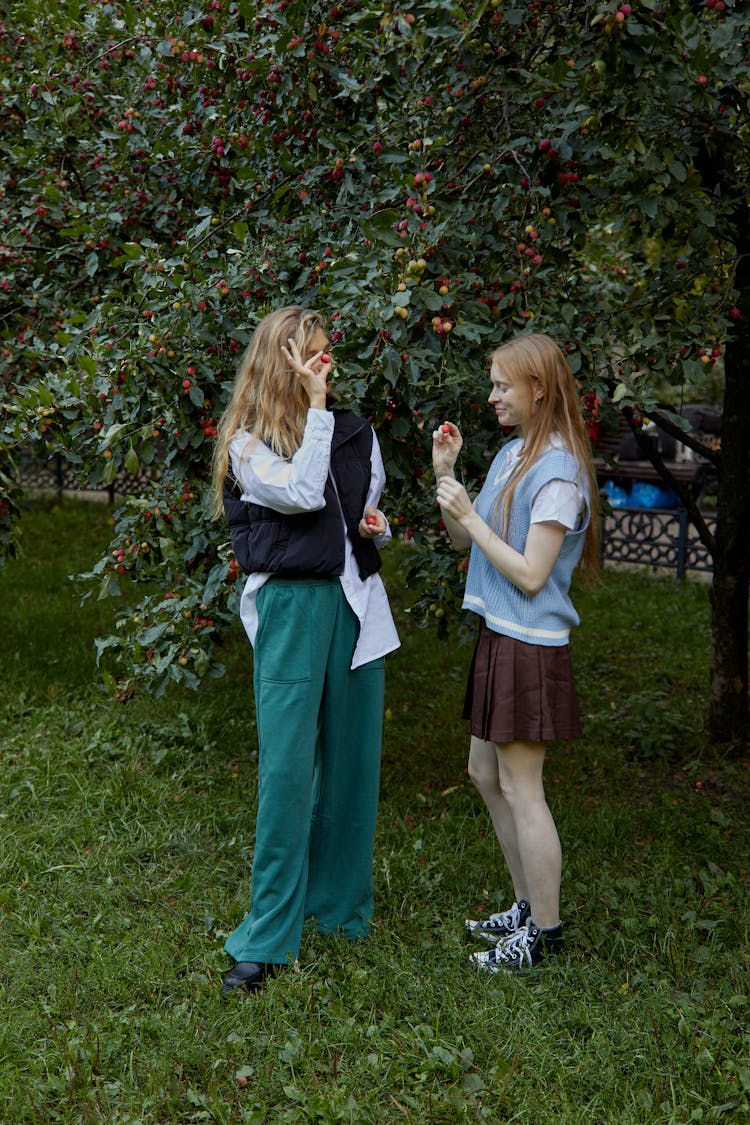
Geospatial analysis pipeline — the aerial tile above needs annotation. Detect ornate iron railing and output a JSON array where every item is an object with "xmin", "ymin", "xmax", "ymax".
[{"xmin": 600, "ymin": 507, "xmax": 715, "ymax": 578}]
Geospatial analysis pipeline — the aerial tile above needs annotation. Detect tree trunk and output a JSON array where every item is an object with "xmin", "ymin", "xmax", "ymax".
[{"xmin": 709, "ymin": 305, "xmax": 750, "ymax": 743}]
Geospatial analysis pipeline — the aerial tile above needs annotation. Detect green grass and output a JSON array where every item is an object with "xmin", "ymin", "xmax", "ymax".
[{"xmin": 1, "ymin": 499, "xmax": 748, "ymax": 1124}]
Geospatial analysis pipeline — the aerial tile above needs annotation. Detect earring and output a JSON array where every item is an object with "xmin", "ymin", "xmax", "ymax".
[{"xmin": 535, "ymin": 398, "xmax": 542, "ymax": 406}]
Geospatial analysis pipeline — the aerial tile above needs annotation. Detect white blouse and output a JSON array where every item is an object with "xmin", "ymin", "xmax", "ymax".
[
  {"xmin": 491, "ymin": 434, "xmax": 586, "ymax": 531},
  {"xmin": 229, "ymin": 408, "xmax": 400, "ymax": 670}
]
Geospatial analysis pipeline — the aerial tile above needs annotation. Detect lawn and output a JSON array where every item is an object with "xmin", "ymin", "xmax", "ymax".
[{"xmin": 0, "ymin": 499, "xmax": 748, "ymax": 1124}]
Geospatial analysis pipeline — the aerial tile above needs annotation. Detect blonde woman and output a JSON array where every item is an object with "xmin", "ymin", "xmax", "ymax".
[
  {"xmin": 433, "ymin": 334, "xmax": 599, "ymax": 972},
  {"xmin": 212, "ymin": 305, "xmax": 399, "ymax": 993}
]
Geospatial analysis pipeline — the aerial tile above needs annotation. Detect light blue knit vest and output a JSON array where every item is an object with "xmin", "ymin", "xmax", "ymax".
[{"xmin": 462, "ymin": 439, "xmax": 589, "ymax": 647}]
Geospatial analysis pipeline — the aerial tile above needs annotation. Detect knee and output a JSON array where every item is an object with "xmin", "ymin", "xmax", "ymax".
[
  {"xmin": 467, "ymin": 756, "xmax": 502, "ymax": 798},
  {"xmin": 495, "ymin": 772, "xmax": 517, "ymax": 808},
  {"xmin": 496, "ymin": 774, "xmax": 545, "ymax": 819},
  {"xmin": 496, "ymin": 746, "xmax": 545, "ymax": 811}
]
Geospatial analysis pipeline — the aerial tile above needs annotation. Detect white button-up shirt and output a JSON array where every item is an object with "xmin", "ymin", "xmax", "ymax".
[{"xmin": 229, "ymin": 408, "xmax": 400, "ymax": 670}]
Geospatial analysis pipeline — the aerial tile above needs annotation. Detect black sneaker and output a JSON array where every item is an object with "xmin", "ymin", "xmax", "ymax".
[
  {"xmin": 465, "ymin": 899, "xmax": 532, "ymax": 944},
  {"xmin": 470, "ymin": 922, "xmax": 565, "ymax": 972}
]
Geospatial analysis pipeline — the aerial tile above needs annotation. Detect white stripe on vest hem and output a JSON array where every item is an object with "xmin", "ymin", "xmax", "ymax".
[{"xmin": 462, "ymin": 595, "xmax": 571, "ymax": 642}]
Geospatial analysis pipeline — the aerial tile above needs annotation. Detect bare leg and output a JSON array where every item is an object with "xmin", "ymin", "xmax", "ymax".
[
  {"xmin": 467, "ymin": 736, "xmax": 528, "ymax": 902},
  {"xmin": 495, "ymin": 740, "xmax": 561, "ymax": 929}
]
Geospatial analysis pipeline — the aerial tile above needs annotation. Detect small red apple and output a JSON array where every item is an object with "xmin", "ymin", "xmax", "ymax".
[
  {"xmin": 366, "ymin": 515, "xmax": 378, "ymax": 527},
  {"xmin": 321, "ymin": 352, "xmax": 331, "ymax": 363},
  {"xmin": 441, "ymin": 423, "xmax": 450, "ymax": 434}
]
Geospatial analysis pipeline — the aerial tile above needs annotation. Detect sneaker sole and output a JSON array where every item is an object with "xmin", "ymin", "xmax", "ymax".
[{"xmin": 470, "ymin": 946, "xmax": 567, "ymax": 974}]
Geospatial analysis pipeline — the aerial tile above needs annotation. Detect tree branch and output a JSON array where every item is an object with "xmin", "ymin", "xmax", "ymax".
[
  {"xmin": 623, "ymin": 407, "xmax": 716, "ymax": 558},
  {"xmin": 647, "ymin": 405, "xmax": 720, "ymax": 468}
]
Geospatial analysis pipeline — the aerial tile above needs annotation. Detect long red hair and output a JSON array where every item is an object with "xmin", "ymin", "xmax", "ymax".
[{"xmin": 490, "ymin": 334, "xmax": 600, "ymax": 578}]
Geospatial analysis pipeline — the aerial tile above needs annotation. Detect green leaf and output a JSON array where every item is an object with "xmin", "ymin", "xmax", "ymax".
[
  {"xmin": 121, "ymin": 1, "xmax": 137, "ymax": 30},
  {"xmin": 369, "ymin": 208, "xmax": 402, "ymax": 232},
  {"xmin": 667, "ymin": 159, "xmax": 687, "ymax": 183},
  {"xmin": 102, "ymin": 423, "xmax": 128, "ymax": 450},
  {"xmin": 94, "ymin": 635, "xmax": 120, "ymax": 662},
  {"xmin": 358, "ymin": 218, "xmax": 403, "ymax": 248},
  {"xmin": 158, "ymin": 537, "xmax": 177, "ymax": 561},
  {"xmin": 140, "ymin": 623, "xmax": 169, "ymax": 646},
  {"xmin": 124, "ymin": 445, "xmax": 139, "ymax": 474},
  {"xmin": 419, "ymin": 289, "xmax": 445, "ymax": 312},
  {"xmin": 77, "ymin": 355, "xmax": 96, "ymax": 377},
  {"xmin": 202, "ymin": 563, "xmax": 227, "ymax": 604},
  {"xmin": 382, "ymin": 348, "xmax": 400, "ymax": 387},
  {"xmin": 96, "ymin": 575, "xmax": 120, "ymax": 601}
]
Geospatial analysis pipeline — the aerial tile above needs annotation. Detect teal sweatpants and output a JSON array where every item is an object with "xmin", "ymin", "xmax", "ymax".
[{"xmin": 224, "ymin": 577, "xmax": 385, "ymax": 966}]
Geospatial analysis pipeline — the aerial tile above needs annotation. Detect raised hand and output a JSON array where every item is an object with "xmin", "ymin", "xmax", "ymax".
[
  {"xmin": 281, "ymin": 337, "xmax": 331, "ymax": 409},
  {"xmin": 432, "ymin": 420, "xmax": 463, "ymax": 479}
]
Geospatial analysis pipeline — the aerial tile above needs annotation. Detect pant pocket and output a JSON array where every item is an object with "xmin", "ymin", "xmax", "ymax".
[{"xmin": 254, "ymin": 581, "xmax": 313, "ymax": 683}]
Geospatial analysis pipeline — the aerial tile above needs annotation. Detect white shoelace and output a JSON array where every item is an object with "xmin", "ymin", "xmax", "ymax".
[
  {"xmin": 494, "ymin": 925, "xmax": 533, "ymax": 966},
  {"xmin": 482, "ymin": 902, "xmax": 521, "ymax": 930}
]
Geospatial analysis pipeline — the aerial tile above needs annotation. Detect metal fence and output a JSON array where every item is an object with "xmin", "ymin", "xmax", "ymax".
[
  {"xmin": 15, "ymin": 446, "xmax": 158, "ymax": 501},
  {"xmin": 600, "ymin": 507, "xmax": 715, "ymax": 578}
]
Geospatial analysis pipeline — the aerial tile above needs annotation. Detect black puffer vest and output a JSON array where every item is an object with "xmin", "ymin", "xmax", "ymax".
[{"xmin": 224, "ymin": 410, "xmax": 382, "ymax": 581}]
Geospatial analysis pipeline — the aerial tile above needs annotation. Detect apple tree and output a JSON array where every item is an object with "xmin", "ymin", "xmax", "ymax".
[{"xmin": 0, "ymin": 0, "xmax": 747, "ymax": 739}]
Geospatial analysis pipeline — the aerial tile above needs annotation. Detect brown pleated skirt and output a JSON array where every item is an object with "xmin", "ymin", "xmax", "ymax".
[{"xmin": 462, "ymin": 619, "xmax": 582, "ymax": 743}]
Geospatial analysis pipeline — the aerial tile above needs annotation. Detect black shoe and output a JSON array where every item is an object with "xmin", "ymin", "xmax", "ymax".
[
  {"xmin": 471, "ymin": 922, "xmax": 565, "ymax": 973},
  {"xmin": 465, "ymin": 899, "xmax": 532, "ymax": 944},
  {"xmin": 221, "ymin": 961, "xmax": 269, "ymax": 994}
]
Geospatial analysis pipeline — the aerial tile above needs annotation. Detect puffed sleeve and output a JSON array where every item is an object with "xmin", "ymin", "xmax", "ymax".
[{"xmin": 530, "ymin": 479, "xmax": 586, "ymax": 531}]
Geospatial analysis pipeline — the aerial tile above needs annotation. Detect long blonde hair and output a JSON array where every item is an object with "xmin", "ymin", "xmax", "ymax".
[
  {"xmin": 211, "ymin": 305, "xmax": 327, "ymax": 519},
  {"xmin": 491, "ymin": 333, "xmax": 600, "ymax": 577}
]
